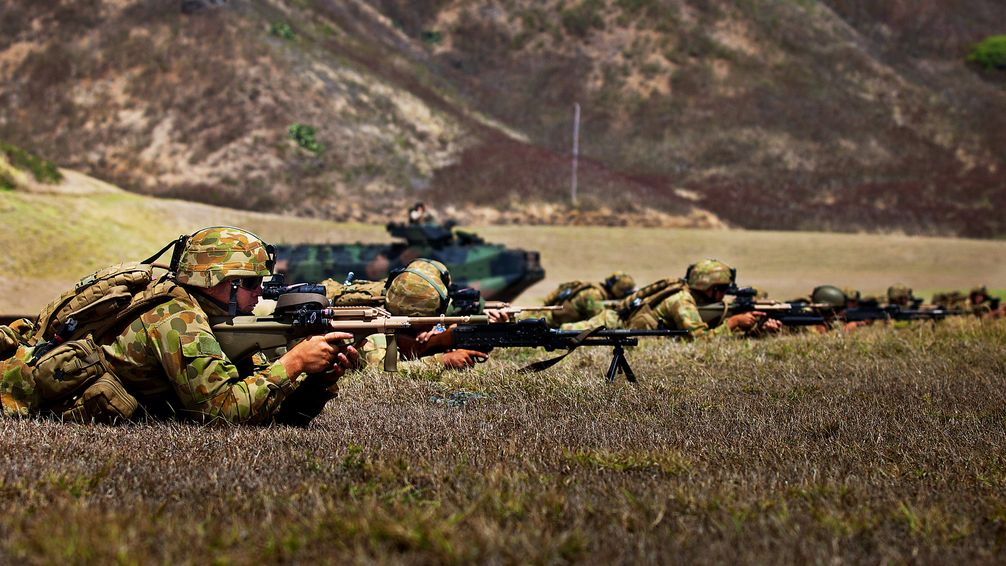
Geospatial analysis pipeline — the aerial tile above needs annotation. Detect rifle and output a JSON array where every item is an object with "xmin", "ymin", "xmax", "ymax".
[
  {"xmin": 482, "ymin": 302, "xmax": 567, "ymax": 316},
  {"xmin": 698, "ymin": 286, "xmax": 828, "ymax": 328},
  {"xmin": 210, "ymin": 292, "xmax": 486, "ymax": 372},
  {"xmin": 450, "ymin": 287, "xmax": 565, "ymax": 317},
  {"xmin": 842, "ymin": 301, "xmax": 965, "ymax": 323},
  {"xmin": 403, "ymin": 318, "xmax": 687, "ymax": 382}
]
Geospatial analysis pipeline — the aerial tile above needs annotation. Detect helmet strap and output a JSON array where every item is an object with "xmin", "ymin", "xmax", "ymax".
[
  {"xmin": 141, "ymin": 235, "xmax": 189, "ymax": 269},
  {"xmin": 228, "ymin": 280, "xmax": 240, "ymax": 316}
]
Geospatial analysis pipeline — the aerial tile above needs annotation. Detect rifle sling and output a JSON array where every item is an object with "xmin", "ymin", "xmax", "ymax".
[{"xmin": 518, "ymin": 326, "xmax": 603, "ymax": 373}]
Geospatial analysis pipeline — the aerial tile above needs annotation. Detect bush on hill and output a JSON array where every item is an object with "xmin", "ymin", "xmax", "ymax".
[
  {"xmin": 0, "ymin": 142, "xmax": 62, "ymax": 184},
  {"xmin": 967, "ymin": 35, "xmax": 1006, "ymax": 69}
]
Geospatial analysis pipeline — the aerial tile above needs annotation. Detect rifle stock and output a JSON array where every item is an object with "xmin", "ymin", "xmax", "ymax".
[{"xmin": 210, "ymin": 294, "xmax": 487, "ymax": 372}]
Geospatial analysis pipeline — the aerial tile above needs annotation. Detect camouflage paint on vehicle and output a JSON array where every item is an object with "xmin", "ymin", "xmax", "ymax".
[{"xmin": 274, "ymin": 222, "xmax": 545, "ymax": 302}]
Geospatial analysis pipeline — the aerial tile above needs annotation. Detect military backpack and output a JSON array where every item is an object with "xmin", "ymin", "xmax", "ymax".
[
  {"xmin": 613, "ymin": 278, "xmax": 686, "ymax": 330},
  {"xmin": 543, "ymin": 281, "xmax": 605, "ymax": 307},
  {"xmin": 2, "ymin": 262, "xmax": 190, "ymax": 421}
]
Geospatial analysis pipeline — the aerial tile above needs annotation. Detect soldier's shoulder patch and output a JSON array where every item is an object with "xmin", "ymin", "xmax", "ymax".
[{"xmin": 180, "ymin": 333, "xmax": 225, "ymax": 359}]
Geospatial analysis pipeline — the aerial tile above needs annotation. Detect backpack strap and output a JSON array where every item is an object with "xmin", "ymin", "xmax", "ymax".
[
  {"xmin": 545, "ymin": 281, "xmax": 596, "ymax": 306},
  {"xmin": 617, "ymin": 279, "xmax": 685, "ymax": 321},
  {"xmin": 95, "ymin": 274, "xmax": 192, "ymax": 343}
]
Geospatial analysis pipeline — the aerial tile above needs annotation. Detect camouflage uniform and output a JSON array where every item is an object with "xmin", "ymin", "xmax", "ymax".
[
  {"xmin": 1, "ymin": 227, "xmax": 343, "ymax": 425},
  {"xmin": 519, "ymin": 272, "xmax": 635, "ymax": 327},
  {"xmin": 561, "ymin": 261, "xmax": 735, "ymax": 338},
  {"xmin": 99, "ymin": 292, "xmax": 337, "ymax": 424},
  {"xmin": 0, "ymin": 319, "xmax": 38, "ymax": 416}
]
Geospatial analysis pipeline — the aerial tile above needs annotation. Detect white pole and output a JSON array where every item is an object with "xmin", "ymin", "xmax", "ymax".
[{"xmin": 571, "ymin": 102, "xmax": 580, "ymax": 207}]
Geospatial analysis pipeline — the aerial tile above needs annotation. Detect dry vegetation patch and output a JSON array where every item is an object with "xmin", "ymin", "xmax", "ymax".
[{"xmin": 2, "ymin": 321, "xmax": 1005, "ymax": 562}]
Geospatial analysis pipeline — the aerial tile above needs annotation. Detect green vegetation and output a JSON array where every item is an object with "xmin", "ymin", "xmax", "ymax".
[
  {"xmin": 270, "ymin": 21, "xmax": 296, "ymax": 40},
  {"xmin": 287, "ymin": 123, "xmax": 323, "ymax": 153},
  {"xmin": 0, "ymin": 171, "xmax": 14, "ymax": 191},
  {"xmin": 0, "ymin": 142, "xmax": 63, "ymax": 184},
  {"xmin": 560, "ymin": 0, "xmax": 605, "ymax": 37},
  {"xmin": 967, "ymin": 35, "xmax": 1006, "ymax": 70},
  {"xmin": 2, "ymin": 321, "xmax": 1005, "ymax": 562},
  {"xmin": 419, "ymin": 30, "xmax": 443, "ymax": 45}
]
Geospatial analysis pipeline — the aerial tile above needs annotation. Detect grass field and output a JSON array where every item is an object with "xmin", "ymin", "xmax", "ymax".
[
  {"xmin": 2, "ymin": 321, "xmax": 1004, "ymax": 563},
  {"xmin": 3, "ymin": 176, "xmax": 1006, "ymax": 562}
]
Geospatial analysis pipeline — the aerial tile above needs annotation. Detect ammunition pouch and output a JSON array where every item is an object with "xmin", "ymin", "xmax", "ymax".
[
  {"xmin": 61, "ymin": 374, "xmax": 139, "ymax": 424},
  {"xmin": 31, "ymin": 335, "xmax": 109, "ymax": 404}
]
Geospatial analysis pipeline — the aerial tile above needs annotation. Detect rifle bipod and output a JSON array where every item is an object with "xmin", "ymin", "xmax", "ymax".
[{"xmin": 605, "ymin": 343, "xmax": 637, "ymax": 383}]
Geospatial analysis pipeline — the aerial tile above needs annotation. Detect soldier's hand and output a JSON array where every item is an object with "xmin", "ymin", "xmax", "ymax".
[
  {"xmin": 760, "ymin": 317, "xmax": 783, "ymax": 333},
  {"xmin": 726, "ymin": 311, "xmax": 763, "ymax": 332},
  {"xmin": 442, "ymin": 349, "xmax": 488, "ymax": 369},
  {"xmin": 486, "ymin": 309, "xmax": 510, "ymax": 323},
  {"xmin": 282, "ymin": 332, "xmax": 361, "ymax": 378}
]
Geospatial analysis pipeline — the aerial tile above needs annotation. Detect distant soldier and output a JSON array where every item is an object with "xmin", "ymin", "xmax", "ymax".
[
  {"xmin": 408, "ymin": 201, "xmax": 435, "ymax": 225},
  {"xmin": 320, "ymin": 258, "xmax": 505, "ymax": 370},
  {"xmin": 931, "ymin": 290, "xmax": 968, "ymax": 311},
  {"xmin": 886, "ymin": 284, "xmax": 917, "ymax": 308},
  {"xmin": 561, "ymin": 259, "xmax": 779, "ymax": 337},
  {"xmin": 842, "ymin": 287, "xmax": 861, "ymax": 309},
  {"xmin": 967, "ymin": 285, "xmax": 1002, "ymax": 318},
  {"xmin": 519, "ymin": 272, "xmax": 636, "ymax": 327},
  {"xmin": 808, "ymin": 284, "xmax": 872, "ymax": 332}
]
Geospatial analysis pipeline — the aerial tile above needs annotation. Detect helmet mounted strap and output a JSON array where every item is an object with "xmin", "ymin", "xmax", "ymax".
[
  {"xmin": 228, "ymin": 279, "xmax": 240, "ymax": 316},
  {"xmin": 141, "ymin": 235, "xmax": 190, "ymax": 270}
]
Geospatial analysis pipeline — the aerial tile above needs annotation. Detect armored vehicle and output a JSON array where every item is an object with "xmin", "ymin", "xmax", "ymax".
[{"xmin": 274, "ymin": 221, "xmax": 545, "ymax": 302}]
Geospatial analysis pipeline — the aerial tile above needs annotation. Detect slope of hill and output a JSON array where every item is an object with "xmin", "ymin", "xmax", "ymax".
[{"xmin": 0, "ymin": 0, "xmax": 1003, "ymax": 235}]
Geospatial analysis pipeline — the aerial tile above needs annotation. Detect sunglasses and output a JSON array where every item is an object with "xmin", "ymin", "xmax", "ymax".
[{"xmin": 238, "ymin": 277, "xmax": 263, "ymax": 290}]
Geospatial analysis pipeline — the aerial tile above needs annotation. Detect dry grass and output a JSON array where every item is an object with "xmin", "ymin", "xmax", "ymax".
[{"xmin": 2, "ymin": 320, "xmax": 1005, "ymax": 563}]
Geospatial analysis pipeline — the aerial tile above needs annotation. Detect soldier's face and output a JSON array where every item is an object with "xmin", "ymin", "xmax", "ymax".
[
  {"xmin": 706, "ymin": 285, "xmax": 729, "ymax": 302},
  {"xmin": 201, "ymin": 278, "xmax": 263, "ymax": 313},
  {"xmin": 236, "ymin": 280, "xmax": 263, "ymax": 312}
]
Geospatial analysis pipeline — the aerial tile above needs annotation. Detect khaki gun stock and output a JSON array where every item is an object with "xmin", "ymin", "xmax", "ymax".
[
  {"xmin": 483, "ymin": 302, "xmax": 567, "ymax": 316},
  {"xmin": 210, "ymin": 293, "xmax": 487, "ymax": 372}
]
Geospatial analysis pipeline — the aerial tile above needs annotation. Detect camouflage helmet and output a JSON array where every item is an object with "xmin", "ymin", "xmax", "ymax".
[
  {"xmin": 841, "ymin": 287, "xmax": 861, "ymax": 302},
  {"xmin": 385, "ymin": 258, "xmax": 450, "ymax": 316},
  {"xmin": 887, "ymin": 284, "xmax": 913, "ymax": 303},
  {"xmin": 685, "ymin": 259, "xmax": 736, "ymax": 291},
  {"xmin": 603, "ymin": 271, "xmax": 636, "ymax": 299},
  {"xmin": 811, "ymin": 285, "xmax": 846, "ymax": 308},
  {"xmin": 174, "ymin": 226, "xmax": 274, "ymax": 288}
]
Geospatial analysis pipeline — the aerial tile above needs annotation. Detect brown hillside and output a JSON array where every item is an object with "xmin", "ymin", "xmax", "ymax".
[{"xmin": 1, "ymin": 0, "xmax": 1003, "ymax": 235}]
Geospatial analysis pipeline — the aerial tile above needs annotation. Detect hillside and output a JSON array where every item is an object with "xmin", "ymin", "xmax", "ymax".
[{"xmin": 0, "ymin": 1, "xmax": 1004, "ymax": 236}]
